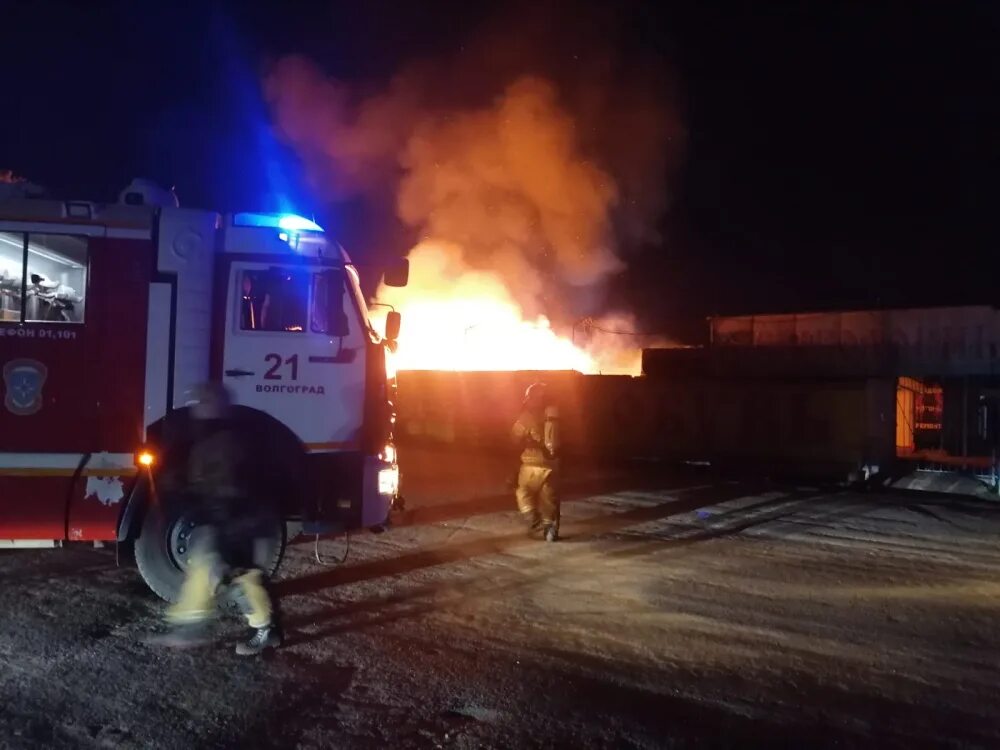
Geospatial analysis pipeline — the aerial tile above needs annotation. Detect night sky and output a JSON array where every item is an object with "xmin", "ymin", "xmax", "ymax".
[{"xmin": 4, "ymin": 1, "xmax": 997, "ymax": 338}]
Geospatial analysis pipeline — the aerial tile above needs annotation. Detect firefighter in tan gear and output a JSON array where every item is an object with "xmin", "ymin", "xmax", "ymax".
[
  {"xmin": 512, "ymin": 382, "xmax": 560, "ymax": 542},
  {"xmin": 152, "ymin": 383, "xmax": 282, "ymax": 655}
]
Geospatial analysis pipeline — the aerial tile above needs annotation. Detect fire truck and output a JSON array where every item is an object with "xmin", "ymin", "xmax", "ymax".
[{"xmin": 0, "ymin": 179, "xmax": 407, "ymax": 601}]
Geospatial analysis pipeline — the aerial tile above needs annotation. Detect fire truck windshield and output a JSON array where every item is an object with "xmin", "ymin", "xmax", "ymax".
[{"xmin": 345, "ymin": 264, "xmax": 375, "ymax": 338}]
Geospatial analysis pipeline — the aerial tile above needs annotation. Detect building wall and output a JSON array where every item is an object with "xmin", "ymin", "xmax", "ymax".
[
  {"xmin": 396, "ymin": 370, "xmax": 896, "ymax": 477},
  {"xmin": 707, "ymin": 306, "xmax": 1000, "ymax": 377}
]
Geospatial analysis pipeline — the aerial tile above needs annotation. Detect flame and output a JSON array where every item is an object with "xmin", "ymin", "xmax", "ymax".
[
  {"xmin": 379, "ymin": 298, "xmax": 596, "ymax": 374},
  {"xmin": 372, "ymin": 241, "xmax": 647, "ymax": 376}
]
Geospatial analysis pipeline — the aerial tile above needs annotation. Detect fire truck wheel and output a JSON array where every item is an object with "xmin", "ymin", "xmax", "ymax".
[{"xmin": 134, "ymin": 506, "xmax": 286, "ymax": 603}]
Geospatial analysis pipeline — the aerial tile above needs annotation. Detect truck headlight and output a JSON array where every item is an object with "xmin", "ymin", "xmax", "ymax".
[{"xmin": 378, "ymin": 466, "xmax": 399, "ymax": 496}]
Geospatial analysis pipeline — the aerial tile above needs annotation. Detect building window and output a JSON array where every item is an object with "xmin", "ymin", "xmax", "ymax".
[{"xmin": 0, "ymin": 232, "xmax": 88, "ymax": 324}]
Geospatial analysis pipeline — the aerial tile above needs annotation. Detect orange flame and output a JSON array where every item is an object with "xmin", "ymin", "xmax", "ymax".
[{"xmin": 372, "ymin": 242, "xmax": 648, "ymax": 376}]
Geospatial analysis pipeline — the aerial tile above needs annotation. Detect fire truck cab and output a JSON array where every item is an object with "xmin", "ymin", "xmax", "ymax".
[{"xmin": 0, "ymin": 179, "xmax": 406, "ymax": 600}]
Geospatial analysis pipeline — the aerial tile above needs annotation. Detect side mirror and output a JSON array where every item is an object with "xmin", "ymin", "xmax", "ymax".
[
  {"xmin": 385, "ymin": 310, "xmax": 401, "ymax": 341},
  {"xmin": 383, "ymin": 258, "xmax": 409, "ymax": 288}
]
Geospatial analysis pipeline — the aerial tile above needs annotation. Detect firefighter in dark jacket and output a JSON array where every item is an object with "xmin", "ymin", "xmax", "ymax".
[
  {"xmin": 512, "ymin": 382, "xmax": 561, "ymax": 541},
  {"xmin": 153, "ymin": 382, "xmax": 282, "ymax": 655}
]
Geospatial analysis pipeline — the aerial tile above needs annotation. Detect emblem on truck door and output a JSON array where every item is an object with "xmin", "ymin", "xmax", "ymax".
[{"xmin": 3, "ymin": 359, "xmax": 48, "ymax": 416}]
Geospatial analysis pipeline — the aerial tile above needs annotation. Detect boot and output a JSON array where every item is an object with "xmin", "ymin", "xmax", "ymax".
[{"xmin": 235, "ymin": 624, "xmax": 283, "ymax": 656}]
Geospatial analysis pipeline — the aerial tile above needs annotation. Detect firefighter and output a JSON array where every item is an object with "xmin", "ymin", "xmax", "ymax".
[
  {"xmin": 512, "ymin": 382, "xmax": 561, "ymax": 541},
  {"xmin": 152, "ymin": 382, "xmax": 283, "ymax": 655}
]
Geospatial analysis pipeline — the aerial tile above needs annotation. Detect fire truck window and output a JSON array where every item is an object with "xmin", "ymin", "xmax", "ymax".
[
  {"xmin": 23, "ymin": 234, "xmax": 88, "ymax": 324},
  {"xmin": 240, "ymin": 269, "xmax": 309, "ymax": 333},
  {"xmin": 310, "ymin": 270, "xmax": 349, "ymax": 336},
  {"xmin": 0, "ymin": 232, "xmax": 87, "ymax": 324},
  {"xmin": 0, "ymin": 232, "xmax": 25, "ymax": 323}
]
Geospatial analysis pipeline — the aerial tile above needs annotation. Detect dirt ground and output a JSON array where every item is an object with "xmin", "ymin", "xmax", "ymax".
[{"xmin": 3, "ymin": 446, "xmax": 1000, "ymax": 749}]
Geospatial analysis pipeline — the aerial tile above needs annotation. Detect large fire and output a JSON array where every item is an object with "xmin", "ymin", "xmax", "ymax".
[
  {"xmin": 371, "ymin": 242, "xmax": 646, "ymax": 376},
  {"xmin": 263, "ymin": 52, "xmax": 681, "ymax": 377},
  {"xmin": 375, "ymin": 292, "xmax": 597, "ymax": 374}
]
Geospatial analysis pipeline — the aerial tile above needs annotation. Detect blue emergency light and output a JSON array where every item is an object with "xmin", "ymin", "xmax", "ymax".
[{"xmin": 233, "ymin": 212, "xmax": 324, "ymax": 233}]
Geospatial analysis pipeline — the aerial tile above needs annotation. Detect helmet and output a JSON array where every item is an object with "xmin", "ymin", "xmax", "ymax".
[
  {"xmin": 523, "ymin": 382, "xmax": 548, "ymax": 405},
  {"xmin": 188, "ymin": 382, "xmax": 232, "ymax": 420}
]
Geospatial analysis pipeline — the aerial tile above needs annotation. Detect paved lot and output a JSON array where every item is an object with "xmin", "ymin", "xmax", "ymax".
[{"xmin": 2, "ymin": 447, "xmax": 1000, "ymax": 748}]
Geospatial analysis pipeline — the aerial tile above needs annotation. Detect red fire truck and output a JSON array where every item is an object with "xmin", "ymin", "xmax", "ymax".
[{"xmin": 0, "ymin": 179, "xmax": 407, "ymax": 600}]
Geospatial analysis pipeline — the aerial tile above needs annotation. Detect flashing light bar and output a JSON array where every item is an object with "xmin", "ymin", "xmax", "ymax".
[{"xmin": 233, "ymin": 212, "xmax": 324, "ymax": 233}]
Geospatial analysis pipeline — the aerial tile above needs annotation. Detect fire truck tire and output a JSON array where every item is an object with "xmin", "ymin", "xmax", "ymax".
[{"xmin": 134, "ymin": 505, "xmax": 286, "ymax": 604}]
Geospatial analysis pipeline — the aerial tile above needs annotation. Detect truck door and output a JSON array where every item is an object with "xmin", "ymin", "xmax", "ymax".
[{"xmin": 220, "ymin": 260, "xmax": 366, "ymax": 449}]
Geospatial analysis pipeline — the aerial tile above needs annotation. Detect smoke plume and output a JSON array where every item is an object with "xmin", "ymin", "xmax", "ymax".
[{"xmin": 263, "ymin": 3, "xmax": 683, "ymax": 366}]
